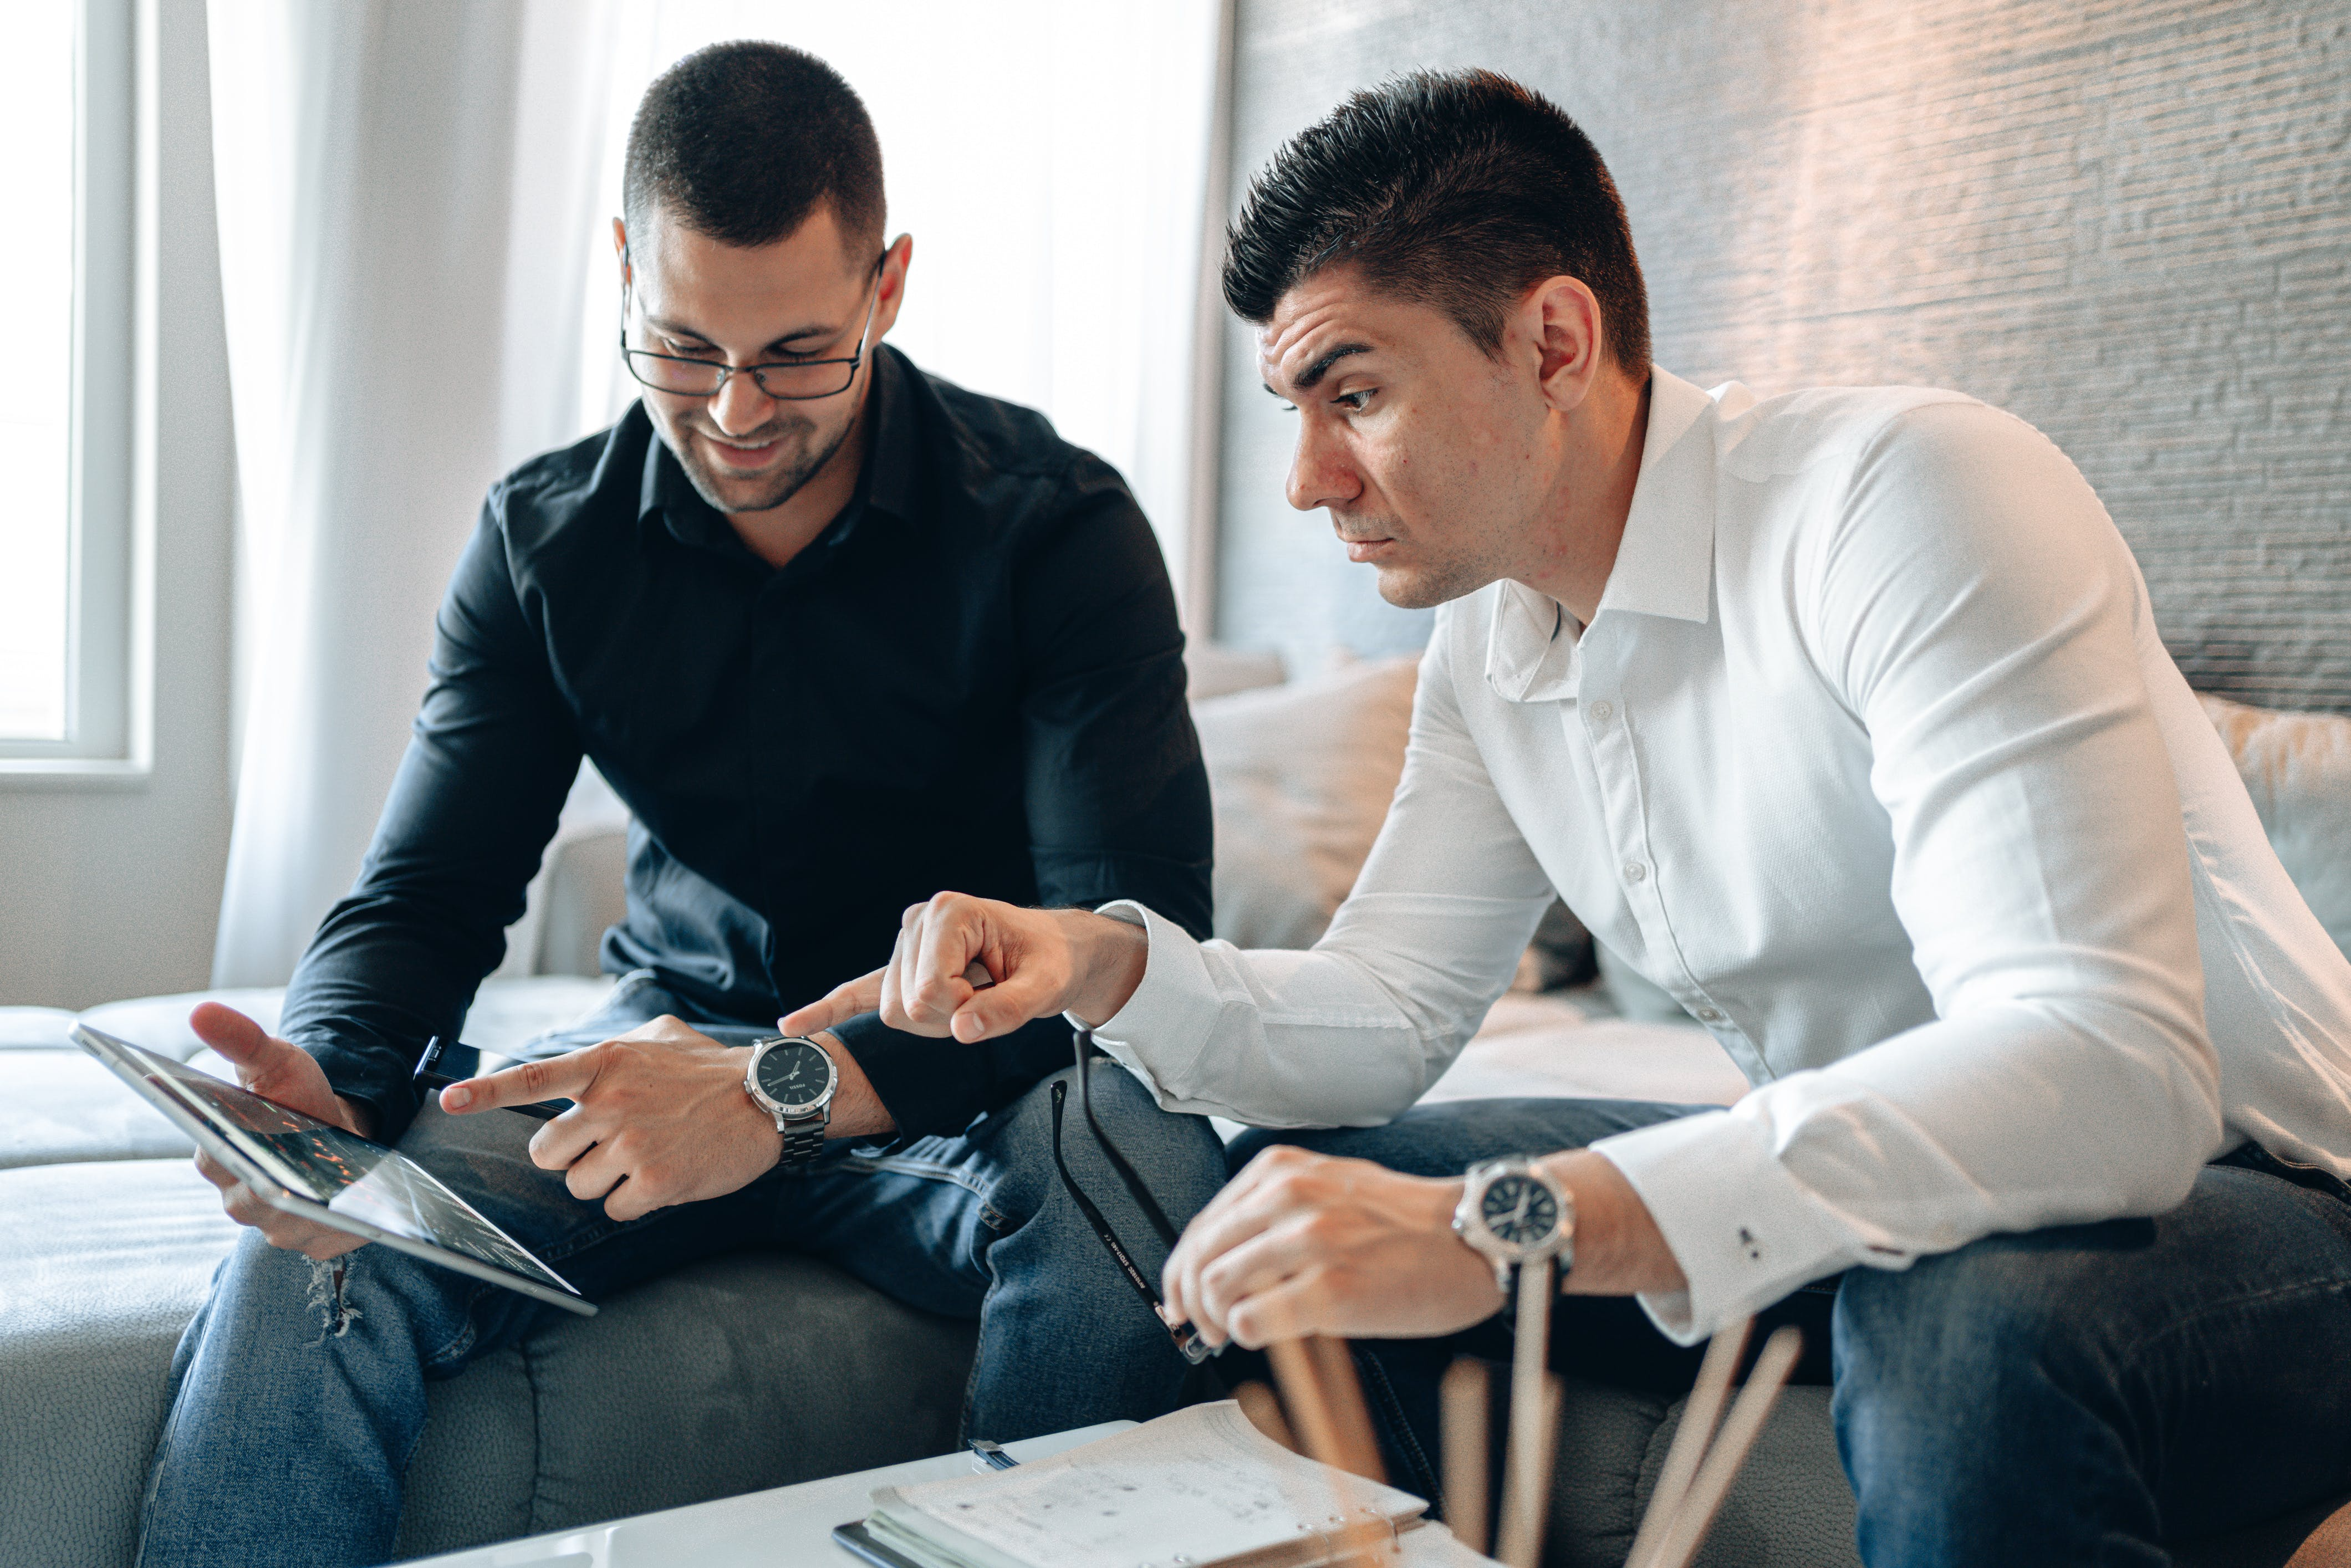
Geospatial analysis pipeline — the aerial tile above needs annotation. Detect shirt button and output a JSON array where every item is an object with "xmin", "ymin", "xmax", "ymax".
[
  {"xmin": 1694, "ymin": 1006, "xmax": 1723, "ymax": 1023},
  {"xmin": 1623, "ymin": 860, "xmax": 1648, "ymax": 884},
  {"xmin": 1588, "ymin": 699, "xmax": 1614, "ymax": 722}
]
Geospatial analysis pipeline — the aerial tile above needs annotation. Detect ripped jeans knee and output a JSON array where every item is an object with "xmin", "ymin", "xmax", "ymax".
[{"xmin": 303, "ymin": 1255, "xmax": 363, "ymax": 1341}]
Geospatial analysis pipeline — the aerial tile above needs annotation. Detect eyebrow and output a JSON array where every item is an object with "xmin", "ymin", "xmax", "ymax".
[
  {"xmin": 1262, "ymin": 340, "xmax": 1375, "ymax": 397},
  {"xmin": 642, "ymin": 313, "xmax": 843, "ymax": 356}
]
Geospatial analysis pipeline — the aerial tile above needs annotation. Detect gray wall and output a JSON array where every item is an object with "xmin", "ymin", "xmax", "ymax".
[
  {"xmin": 0, "ymin": 0, "xmax": 237, "ymax": 1009},
  {"xmin": 1212, "ymin": 0, "xmax": 2351, "ymax": 712}
]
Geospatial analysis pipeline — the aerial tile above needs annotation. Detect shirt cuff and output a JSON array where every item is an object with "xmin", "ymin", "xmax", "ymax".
[
  {"xmin": 1590, "ymin": 1107, "xmax": 1860, "ymax": 1344},
  {"xmin": 1078, "ymin": 900, "xmax": 1220, "ymax": 1100},
  {"xmin": 304, "ymin": 1032, "xmax": 425, "ymax": 1147}
]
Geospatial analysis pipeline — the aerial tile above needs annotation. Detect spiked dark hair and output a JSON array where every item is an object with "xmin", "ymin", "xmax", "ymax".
[
  {"xmin": 623, "ymin": 40, "xmax": 884, "ymax": 258},
  {"xmin": 1224, "ymin": 70, "xmax": 1650, "ymax": 374}
]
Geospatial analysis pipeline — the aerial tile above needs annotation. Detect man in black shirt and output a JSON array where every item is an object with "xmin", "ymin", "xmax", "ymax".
[{"xmin": 137, "ymin": 43, "xmax": 1223, "ymax": 1568}]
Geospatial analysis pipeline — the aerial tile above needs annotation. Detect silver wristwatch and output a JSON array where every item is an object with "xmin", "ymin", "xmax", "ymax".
[
  {"xmin": 743, "ymin": 1035, "xmax": 839, "ymax": 1169},
  {"xmin": 1453, "ymin": 1155, "xmax": 1575, "ymax": 1297}
]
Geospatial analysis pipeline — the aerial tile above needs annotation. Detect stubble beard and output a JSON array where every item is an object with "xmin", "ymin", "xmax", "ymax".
[
  {"xmin": 1368, "ymin": 529, "xmax": 1519, "ymax": 610},
  {"xmin": 670, "ymin": 411, "xmax": 854, "ymax": 517}
]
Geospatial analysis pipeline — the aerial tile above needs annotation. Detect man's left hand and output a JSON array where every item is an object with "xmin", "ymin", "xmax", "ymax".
[
  {"xmin": 1161, "ymin": 1146, "xmax": 1499, "ymax": 1349},
  {"xmin": 439, "ymin": 1017, "xmax": 889, "ymax": 1222},
  {"xmin": 1160, "ymin": 1145, "xmax": 1690, "ymax": 1349}
]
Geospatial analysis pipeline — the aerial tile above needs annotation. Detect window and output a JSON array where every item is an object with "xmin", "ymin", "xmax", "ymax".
[{"xmin": 0, "ymin": 0, "xmax": 135, "ymax": 768}]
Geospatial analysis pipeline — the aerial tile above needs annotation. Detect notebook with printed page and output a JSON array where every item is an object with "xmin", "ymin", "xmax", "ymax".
[{"xmin": 835, "ymin": 1401, "xmax": 1497, "ymax": 1568}]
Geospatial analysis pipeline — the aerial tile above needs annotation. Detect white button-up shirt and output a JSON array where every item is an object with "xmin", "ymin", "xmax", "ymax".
[{"xmin": 1093, "ymin": 367, "xmax": 2351, "ymax": 1342}]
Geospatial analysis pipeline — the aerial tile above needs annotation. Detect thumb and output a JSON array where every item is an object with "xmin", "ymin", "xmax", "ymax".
[
  {"xmin": 779, "ymin": 969, "xmax": 886, "ymax": 1036},
  {"xmin": 188, "ymin": 1002, "xmax": 349, "ymax": 1130},
  {"xmin": 950, "ymin": 967, "xmax": 1066, "ymax": 1044},
  {"xmin": 189, "ymin": 1002, "xmax": 288, "ymax": 1081}
]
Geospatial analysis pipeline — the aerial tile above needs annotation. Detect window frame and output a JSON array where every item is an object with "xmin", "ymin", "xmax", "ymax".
[{"xmin": 1, "ymin": 0, "xmax": 141, "ymax": 779}]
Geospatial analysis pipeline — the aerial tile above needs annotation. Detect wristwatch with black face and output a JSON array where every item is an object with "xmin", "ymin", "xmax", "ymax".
[
  {"xmin": 744, "ymin": 1035, "xmax": 838, "ymax": 1170},
  {"xmin": 1453, "ymin": 1155, "xmax": 1575, "ymax": 1297}
]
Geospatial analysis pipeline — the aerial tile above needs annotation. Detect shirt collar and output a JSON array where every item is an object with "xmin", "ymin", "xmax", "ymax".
[
  {"xmin": 1484, "ymin": 366, "xmax": 1720, "ymax": 704},
  {"xmin": 634, "ymin": 344, "xmax": 919, "ymax": 561}
]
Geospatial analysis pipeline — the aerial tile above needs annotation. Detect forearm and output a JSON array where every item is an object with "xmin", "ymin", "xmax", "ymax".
[{"xmin": 1083, "ymin": 901, "xmax": 1519, "ymax": 1127}]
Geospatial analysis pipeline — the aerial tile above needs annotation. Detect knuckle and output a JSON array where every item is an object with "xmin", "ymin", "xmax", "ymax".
[{"xmin": 1254, "ymin": 1145, "xmax": 1310, "ymax": 1177}]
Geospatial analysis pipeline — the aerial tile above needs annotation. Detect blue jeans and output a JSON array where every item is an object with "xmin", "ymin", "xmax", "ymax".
[
  {"xmin": 137, "ymin": 975, "xmax": 1228, "ymax": 1568},
  {"xmin": 1237, "ymin": 1099, "xmax": 2351, "ymax": 1567}
]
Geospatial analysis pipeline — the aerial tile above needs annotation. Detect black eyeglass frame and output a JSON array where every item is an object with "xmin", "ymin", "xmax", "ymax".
[
  {"xmin": 1050, "ymin": 1027, "xmax": 1222, "ymax": 1367},
  {"xmin": 617, "ymin": 253, "xmax": 885, "ymax": 403}
]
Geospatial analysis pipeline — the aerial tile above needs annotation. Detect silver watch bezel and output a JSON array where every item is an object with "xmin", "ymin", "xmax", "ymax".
[
  {"xmin": 744, "ymin": 1036, "xmax": 838, "ymax": 1123},
  {"xmin": 1452, "ymin": 1155, "xmax": 1575, "ymax": 1290}
]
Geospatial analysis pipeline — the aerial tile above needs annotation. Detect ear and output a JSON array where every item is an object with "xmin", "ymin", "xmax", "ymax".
[
  {"xmin": 871, "ymin": 232, "xmax": 914, "ymax": 341},
  {"xmin": 612, "ymin": 217, "xmax": 631, "ymax": 285},
  {"xmin": 1523, "ymin": 274, "xmax": 1605, "ymax": 414}
]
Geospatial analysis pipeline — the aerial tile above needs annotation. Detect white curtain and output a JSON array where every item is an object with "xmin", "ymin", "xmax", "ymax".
[
  {"xmin": 208, "ymin": 1, "xmax": 619, "ymax": 985},
  {"xmin": 209, "ymin": 0, "xmax": 1228, "ymax": 987}
]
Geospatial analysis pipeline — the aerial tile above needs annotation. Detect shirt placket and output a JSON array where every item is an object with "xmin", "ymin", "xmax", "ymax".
[{"xmin": 1573, "ymin": 625, "xmax": 1771, "ymax": 1085}]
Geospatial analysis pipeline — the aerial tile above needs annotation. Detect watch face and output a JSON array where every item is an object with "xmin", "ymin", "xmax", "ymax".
[
  {"xmin": 1480, "ymin": 1173, "xmax": 1560, "ymax": 1249},
  {"xmin": 754, "ymin": 1041, "xmax": 834, "ymax": 1114}
]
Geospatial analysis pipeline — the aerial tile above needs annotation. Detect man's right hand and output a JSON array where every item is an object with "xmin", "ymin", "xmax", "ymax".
[
  {"xmin": 781, "ymin": 894, "xmax": 1150, "ymax": 1044},
  {"xmin": 187, "ymin": 1002, "xmax": 375, "ymax": 1260}
]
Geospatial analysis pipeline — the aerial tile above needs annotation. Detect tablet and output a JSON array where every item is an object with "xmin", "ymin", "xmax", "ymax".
[{"xmin": 74, "ymin": 1024, "xmax": 595, "ymax": 1316}]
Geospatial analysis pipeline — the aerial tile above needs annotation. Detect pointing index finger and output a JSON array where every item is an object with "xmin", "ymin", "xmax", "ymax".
[{"xmin": 441, "ymin": 1049, "xmax": 598, "ymax": 1114}]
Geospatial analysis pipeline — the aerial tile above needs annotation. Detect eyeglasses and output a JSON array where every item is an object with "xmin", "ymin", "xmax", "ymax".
[
  {"xmin": 1051, "ymin": 1028, "xmax": 1221, "ymax": 1366},
  {"xmin": 619, "ymin": 258, "xmax": 883, "ymax": 402}
]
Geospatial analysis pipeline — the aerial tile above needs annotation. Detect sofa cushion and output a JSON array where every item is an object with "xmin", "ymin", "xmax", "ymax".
[
  {"xmin": 0, "ymin": 1156, "xmax": 981, "ymax": 1568},
  {"xmin": 1195, "ymin": 655, "xmax": 1420, "ymax": 951},
  {"xmin": 395, "ymin": 1253, "xmax": 979, "ymax": 1560},
  {"xmin": 0, "ymin": 1051, "xmax": 197, "ymax": 1169},
  {"xmin": 1185, "ymin": 641, "xmax": 1287, "ymax": 702},
  {"xmin": 0, "ymin": 1160, "xmax": 241, "ymax": 1568},
  {"xmin": 2200, "ymin": 693, "xmax": 2351, "ymax": 961},
  {"xmin": 75, "ymin": 988, "xmax": 289, "ymax": 1061},
  {"xmin": 0, "ymin": 1006, "xmax": 78, "ymax": 1050}
]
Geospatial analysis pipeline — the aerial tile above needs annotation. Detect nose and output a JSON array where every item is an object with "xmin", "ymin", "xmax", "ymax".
[
  {"xmin": 709, "ymin": 367, "xmax": 775, "ymax": 436},
  {"xmin": 1285, "ymin": 416, "xmax": 1361, "ymax": 514}
]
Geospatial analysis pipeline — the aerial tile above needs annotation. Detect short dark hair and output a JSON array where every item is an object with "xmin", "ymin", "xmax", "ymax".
[
  {"xmin": 1224, "ymin": 70, "xmax": 1650, "ymax": 375},
  {"xmin": 623, "ymin": 40, "xmax": 885, "ymax": 261}
]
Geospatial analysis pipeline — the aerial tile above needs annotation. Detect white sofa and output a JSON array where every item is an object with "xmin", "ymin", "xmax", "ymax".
[{"xmin": 5, "ymin": 661, "xmax": 2347, "ymax": 1566}]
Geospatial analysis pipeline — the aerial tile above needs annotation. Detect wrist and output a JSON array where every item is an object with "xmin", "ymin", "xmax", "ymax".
[
  {"xmin": 1537, "ymin": 1148, "xmax": 1686, "ymax": 1296},
  {"xmin": 1058, "ymin": 909, "xmax": 1149, "ymax": 1028},
  {"xmin": 807, "ymin": 1028, "xmax": 893, "ymax": 1139}
]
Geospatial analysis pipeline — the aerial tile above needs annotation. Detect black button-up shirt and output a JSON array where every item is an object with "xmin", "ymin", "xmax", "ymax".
[{"xmin": 287, "ymin": 346, "xmax": 1212, "ymax": 1146}]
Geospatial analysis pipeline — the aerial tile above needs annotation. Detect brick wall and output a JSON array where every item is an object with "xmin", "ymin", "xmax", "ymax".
[{"xmin": 1212, "ymin": 0, "xmax": 2351, "ymax": 712}]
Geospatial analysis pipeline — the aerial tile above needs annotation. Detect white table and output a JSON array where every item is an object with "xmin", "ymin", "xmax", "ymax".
[{"xmin": 402, "ymin": 1422, "xmax": 1134, "ymax": 1568}]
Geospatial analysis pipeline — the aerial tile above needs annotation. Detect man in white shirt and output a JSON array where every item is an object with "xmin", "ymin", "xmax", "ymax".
[{"xmin": 787, "ymin": 69, "xmax": 2351, "ymax": 1562}]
